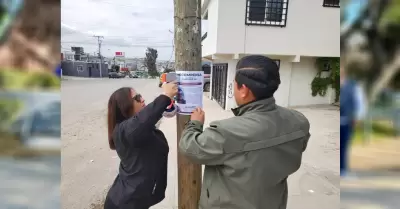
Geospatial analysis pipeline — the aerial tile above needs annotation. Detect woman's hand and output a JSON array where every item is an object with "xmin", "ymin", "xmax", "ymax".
[{"xmin": 162, "ymin": 81, "xmax": 178, "ymax": 99}]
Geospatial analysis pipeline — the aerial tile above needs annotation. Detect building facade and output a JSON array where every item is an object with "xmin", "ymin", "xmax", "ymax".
[
  {"xmin": 202, "ymin": 0, "xmax": 340, "ymax": 109},
  {"xmin": 61, "ymin": 61, "xmax": 108, "ymax": 78}
]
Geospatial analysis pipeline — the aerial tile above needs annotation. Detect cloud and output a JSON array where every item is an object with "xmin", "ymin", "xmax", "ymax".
[{"xmin": 61, "ymin": 0, "xmax": 176, "ymax": 60}]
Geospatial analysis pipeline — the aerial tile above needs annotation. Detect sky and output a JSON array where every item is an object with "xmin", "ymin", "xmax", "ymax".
[{"xmin": 61, "ymin": 0, "xmax": 207, "ymax": 61}]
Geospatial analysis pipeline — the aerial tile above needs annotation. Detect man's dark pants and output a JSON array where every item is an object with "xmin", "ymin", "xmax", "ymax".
[{"xmin": 340, "ymin": 123, "xmax": 353, "ymax": 176}]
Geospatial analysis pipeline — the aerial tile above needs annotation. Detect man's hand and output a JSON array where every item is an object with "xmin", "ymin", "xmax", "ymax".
[{"xmin": 191, "ymin": 107, "xmax": 205, "ymax": 124}]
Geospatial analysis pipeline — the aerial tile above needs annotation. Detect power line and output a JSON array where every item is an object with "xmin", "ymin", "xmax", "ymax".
[
  {"xmin": 61, "ymin": 39, "xmax": 172, "ymax": 45},
  {"xmin": 62, "ymin": 0, "xmax": 136, "ymax": 8},
  {"xmin": 164, "ymin": 31, "xmax": 175, "ymax": 69},
  {"xmin": 61, "ymin": 25, "xmax": 174, "ymax": 39},
  {"xmin": 61, "ymin": 41, "xmax": 173, "ymax": 48},
  {"xmin": 63, "ymin": 0, "xmax": 171, "ymax": 9},
  {"xmin": 62, "ymin": 33, "xmax": 172, "ymax": 39}
]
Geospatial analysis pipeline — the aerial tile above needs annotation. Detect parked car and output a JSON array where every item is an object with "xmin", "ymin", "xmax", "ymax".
[
  {"xmin": 108, "ymin": 72, "xmax": 124, "ymax": 79},
  {"xmin": 129, "ymin": 72, "xmax": 139, "ymax": 78}
]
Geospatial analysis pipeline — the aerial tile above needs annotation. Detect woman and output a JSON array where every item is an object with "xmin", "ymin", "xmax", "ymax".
[{"xmin": 104, "ymin": 82, "xmax": 178, "ymax": 209}]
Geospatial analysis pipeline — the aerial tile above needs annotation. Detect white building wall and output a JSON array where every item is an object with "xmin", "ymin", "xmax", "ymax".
[
  {"xmin": 216, "ymin": 56, "xmax": 335, "ymax": 110},
  {"xmin": 202, "ymin": 0, "xmax": 219, "ymax": 57},
  {"xmin": 208, "ymin": 62, "xmax": 213, "ymax": 99},
  {"xmin": 220, "ymin": 56, "xmax": 293, "ymax": 110},
  {"xmin": 225, "ymin": 59, "xmax": 238, "ymax": 110},
  {"xmin": 204, "ymin": 0, "xmax": 340, "ymax": 57},
  {"xmin": 288, "ymin": 57, "xmax": 335, "ymax": 106},
  {"xmin": 273, "ymin": 58, "xmax": 292, "ymax": 107}
]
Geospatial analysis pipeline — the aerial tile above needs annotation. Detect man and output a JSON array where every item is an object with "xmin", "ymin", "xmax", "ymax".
[
  {"xmin": 340, "ymin": 60, "xmax": 365, "ymax": 177},
  {"xmin": 179, "ymin": 55, "xmax": 311, "ymax": 209}
]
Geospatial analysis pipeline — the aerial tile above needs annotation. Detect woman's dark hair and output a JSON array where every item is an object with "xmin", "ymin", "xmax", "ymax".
[
  {"xmin": 107, "ymin": 87, "xmax": 134, "ymax": 150},
  {"xmin": 235, "ymin": 55, "xmax": 281, "ymax": 100}
]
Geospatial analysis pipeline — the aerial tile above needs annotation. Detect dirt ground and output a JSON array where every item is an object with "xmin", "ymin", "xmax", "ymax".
[{"xmin": 61, "ymin": 78, "xmax": 340, "ymax": 209}]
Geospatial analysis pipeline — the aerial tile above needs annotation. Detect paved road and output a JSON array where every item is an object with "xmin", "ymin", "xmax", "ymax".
[
  {"xmin": 0, "ymin": 156, "xmax": 60, "ymax": 209},
  {"xmin": 341, "ymin": 171, "xmax": 400, "ymax": 209},
  {"xmin": 61, "ymin": 78, "xmax": 162, "ymax": 209},
  {"xmin": 61, "ymin": 78, "xmax": 340, "ymax": 209},
  {"xmin": 342, "ymin": 136, "xmax": 400, "ymax": 209}
]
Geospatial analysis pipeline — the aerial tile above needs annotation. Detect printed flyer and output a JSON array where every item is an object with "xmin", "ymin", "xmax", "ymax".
[{"xmin": 175, "ymin": 71, "xmax": 204, "ymax": 115}]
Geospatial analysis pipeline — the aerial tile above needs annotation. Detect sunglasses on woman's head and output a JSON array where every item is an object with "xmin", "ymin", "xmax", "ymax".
[{"xmin": 132, "ymin": 94, "xmax": 142, "ymax": 102}]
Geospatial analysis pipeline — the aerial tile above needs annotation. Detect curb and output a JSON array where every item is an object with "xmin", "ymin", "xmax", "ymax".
[
  {"xmin": 61, "ymin": 76, "xmax": 108, "ymax": 81},
  {"xmin": 341, "ymin": 178, "xmax": 400, "ymax": 190},
  {"xmin": 341, "ymin": 202, "xmax": 389, "ymax": 209}
]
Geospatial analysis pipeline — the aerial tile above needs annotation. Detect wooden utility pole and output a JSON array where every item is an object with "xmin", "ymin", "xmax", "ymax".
[
  {"xmin": 174, "ymin": 0, "xmax": 202, "ymax": 208},
  {"xmin": 94, "ymin": 35, "xmax": 104, "ymax": 78}
]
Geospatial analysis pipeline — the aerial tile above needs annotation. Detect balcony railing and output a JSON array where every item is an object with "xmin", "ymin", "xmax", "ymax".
[
  {"xmin": 323, "ymin": 0, "xmax": 340, "ymax": 8},
  {"xmin": 245, "ymin": 0, "xmax": 289, "ymax": 27}
]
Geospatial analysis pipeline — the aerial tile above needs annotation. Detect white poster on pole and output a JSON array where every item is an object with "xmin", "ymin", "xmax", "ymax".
[{"xmin": 175, "ymin": 71, "xmax": 204, "ymax": 115}]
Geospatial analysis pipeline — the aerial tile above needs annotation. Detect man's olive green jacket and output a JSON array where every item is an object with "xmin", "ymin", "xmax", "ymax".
[{"xmin": 179, "ymin": 97, "xmax": 310, "ymax": 209}]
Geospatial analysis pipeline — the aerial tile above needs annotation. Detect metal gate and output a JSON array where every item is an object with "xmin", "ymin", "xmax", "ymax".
[{"xmin": 211, "ymin": 63, "xmax": 228, "ymax": 109}]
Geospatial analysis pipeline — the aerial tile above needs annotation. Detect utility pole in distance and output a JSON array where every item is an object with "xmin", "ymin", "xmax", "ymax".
[
  {"xmin": 174, "ymin": 0, "xmax": 202, "ymax": 209},
  {"xmin": 94, "ymin": 35, "xmax": 104, "ymax": 78}
]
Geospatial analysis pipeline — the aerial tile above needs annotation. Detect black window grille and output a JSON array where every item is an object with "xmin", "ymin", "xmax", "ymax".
[
  {"xmin": 245, "ymin": 0, "xmax": 288, "ymax": 27},
  {"xmin": 323, "ymin": 0, "xmax": 340, "ymax": 8}
]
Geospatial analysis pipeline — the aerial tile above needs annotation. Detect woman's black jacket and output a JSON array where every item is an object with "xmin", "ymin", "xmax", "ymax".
[{"xmin": 106, "ymin": 94, "xmax": 171, "ymax": 208}]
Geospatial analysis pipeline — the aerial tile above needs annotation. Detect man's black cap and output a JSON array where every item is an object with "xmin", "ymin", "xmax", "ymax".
[{"xmin": 235, "ymin": 55, "xmax": 281, "ymax": 99}]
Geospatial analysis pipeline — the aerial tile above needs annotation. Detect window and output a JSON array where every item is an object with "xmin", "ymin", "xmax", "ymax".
[
  {"xmin": 202, "ymin": 64, "xmax": 211, "ymax": 74},
  {"xmin": 323, "ymin": 0, "xmax": 340, "ymax": 8},
  {"xmin": 246, "ymin": 0, "xmax": 288, "ymax": 27},
  {"xmin": 76, "ymin": 65, "xmax": 83, "ymax": 72}
]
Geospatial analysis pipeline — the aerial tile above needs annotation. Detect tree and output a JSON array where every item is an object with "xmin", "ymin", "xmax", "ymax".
[
  {"xmin": 144, "ymin": 47, "xmax": 159, "ymax": 77},
  {"xmin": 0, "ymin": 99, "xmax": 22, "ymax": 131},
  {"xmin": 163, "ymin": 68, "xmax": 175, "ymax": 73},
  {"xmin": 342, "ymin": 0, "xmax": 400, "ymax": 104},
  {"xmin": 111, "ymin": 64, "xmax": 120, "ymax": 72}
]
